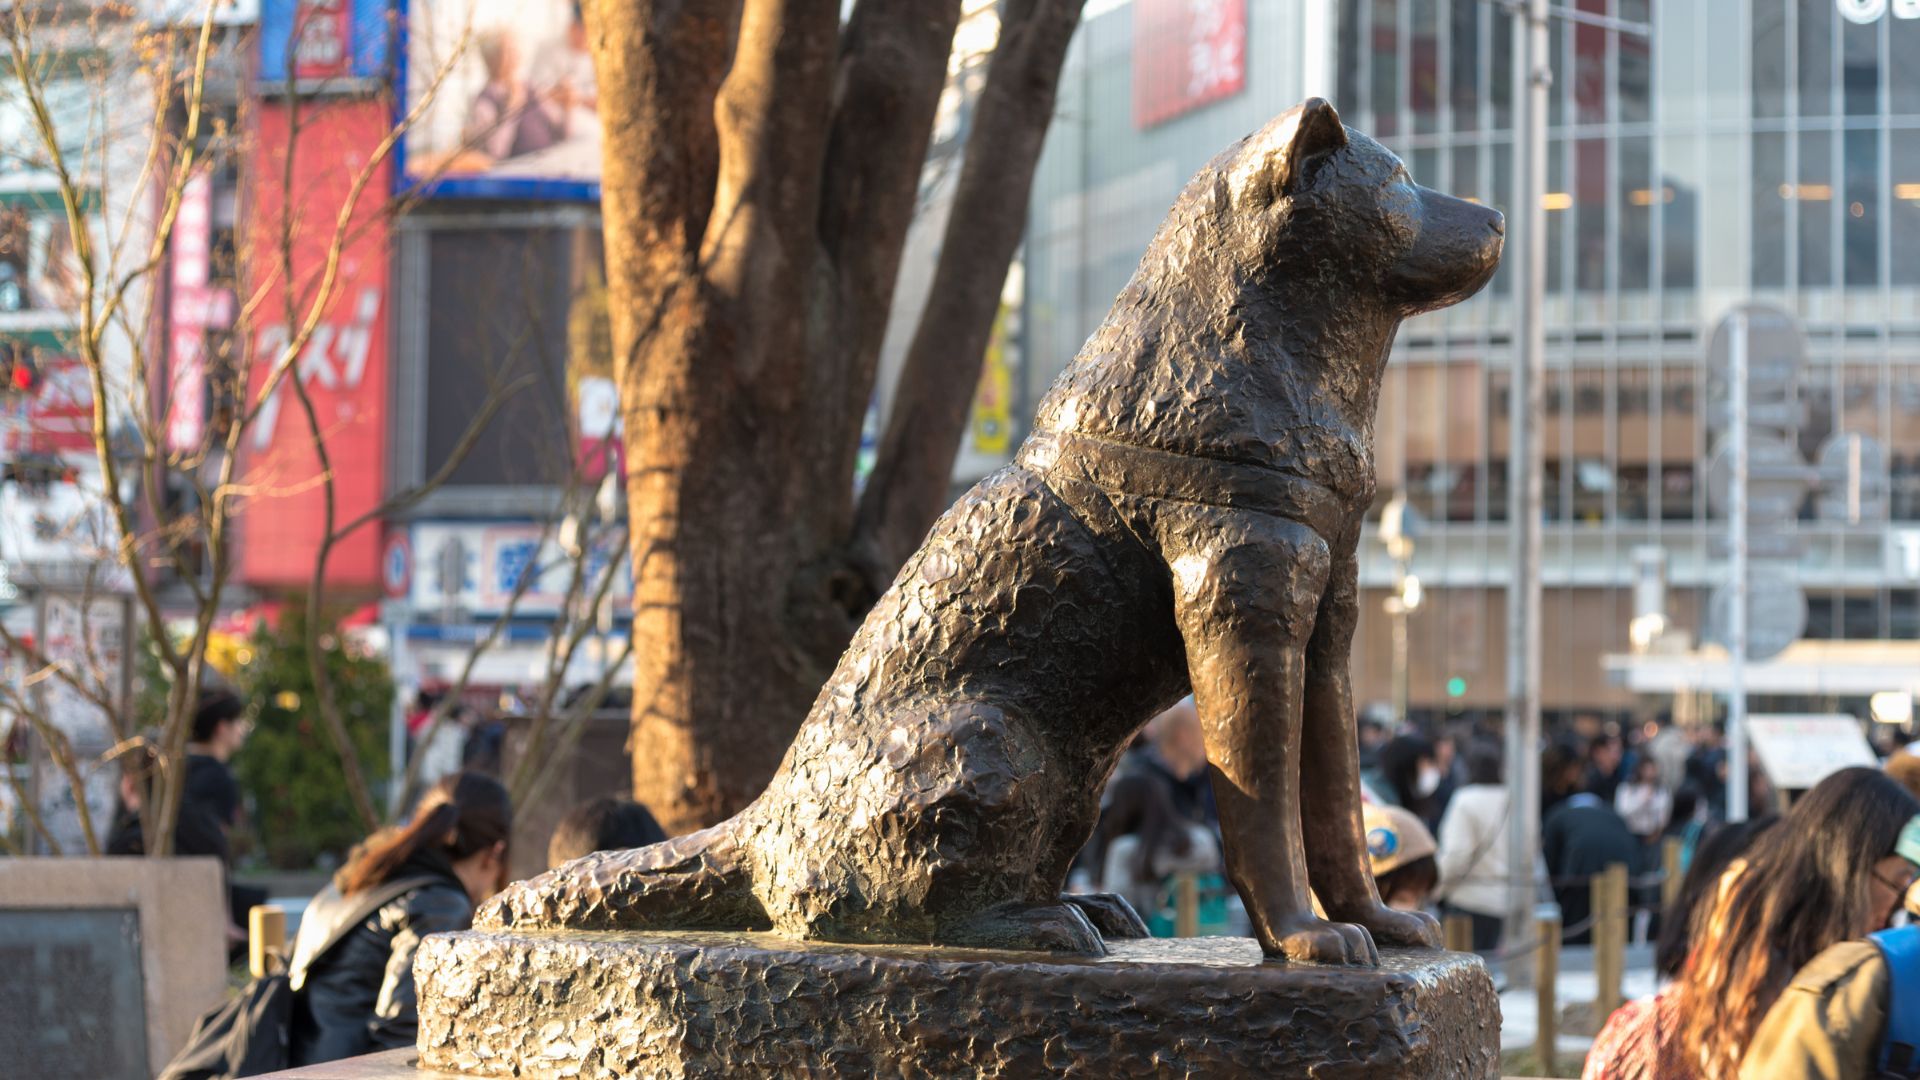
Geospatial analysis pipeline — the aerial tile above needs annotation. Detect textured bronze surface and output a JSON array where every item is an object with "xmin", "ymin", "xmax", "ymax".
[
  {"xmin": 479, "ymin": 98, "xmax": 1503, "ymax": 966},
  {"xmin": 415, "ymin": 931, "xmax": 1500, "ymax": 1078}
]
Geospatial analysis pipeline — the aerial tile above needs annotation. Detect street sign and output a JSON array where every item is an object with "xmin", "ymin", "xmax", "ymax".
[
  {"xmin": 1707, "ymin": 434, "xmax": 1817, "ymax": 521},
  {"xmin": 1747, "ymin": 714, "xmax": 1877, "ymax": 789},
  {"xmin": 1703, "ymin": 571, "xmax": 1806, "ymax": 662},
  {"xmin": 382, "ymin": 532, "xmax": 411, "ymax": 600},
  {"xmin": 1705, "ymin": 303, "xmax": 1807, "ymax": 435}
]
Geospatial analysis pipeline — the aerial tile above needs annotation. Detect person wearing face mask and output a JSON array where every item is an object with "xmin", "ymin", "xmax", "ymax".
[
  {"xmin": 1373, "ymin": 734, "xmax": 1445, "ymax": 830},
  {"xmin": 287, "ymin": 772, "xmax": 512, "ymax": 1066}
]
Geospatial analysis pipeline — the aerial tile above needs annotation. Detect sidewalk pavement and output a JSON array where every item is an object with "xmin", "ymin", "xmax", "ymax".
[{"xmin": 1498, "ymin": 943, "xmax": 1659, "ymax": 1058}]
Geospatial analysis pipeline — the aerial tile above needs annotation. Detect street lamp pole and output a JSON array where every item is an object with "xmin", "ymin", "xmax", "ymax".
[{"xmin": 1504, "ymin": 0, "xmax": 1549, "ymax": 985}]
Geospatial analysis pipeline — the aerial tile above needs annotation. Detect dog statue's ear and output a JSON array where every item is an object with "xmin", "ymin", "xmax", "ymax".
[
  {"xmin": 1229, "ymin": 98, "xmax": 1349, "ymax": 208},
  {"xmin": 1275, "ymin": 98, "xmax": 1348, "ymax": 197}
]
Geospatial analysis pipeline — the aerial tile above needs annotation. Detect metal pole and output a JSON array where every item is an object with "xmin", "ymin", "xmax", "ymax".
[
  {"xmin": 1505, "ymin": 0, "xmax": 1549, "ymax": 982},
  {"xmin": 1727, "ymin": 311, "xmax": 1749, "ymax": 823},
  {"xmin": 386, "ymin": 601, "xmax": 411, "ymax": 819}
]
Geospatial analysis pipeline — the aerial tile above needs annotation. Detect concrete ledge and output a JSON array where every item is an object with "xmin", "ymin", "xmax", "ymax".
[{"xmin": 416, "ymin": 931, "xmax": 1500, "ymax": 1078}]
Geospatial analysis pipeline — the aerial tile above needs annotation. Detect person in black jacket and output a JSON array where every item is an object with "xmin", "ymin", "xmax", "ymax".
[{"xmin": 286, "ymin": 772, "xmax": 512, "ymax": 1066}]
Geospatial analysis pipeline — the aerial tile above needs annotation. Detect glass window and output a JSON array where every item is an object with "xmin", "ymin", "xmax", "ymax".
[
  {"xmin": 1894, "ymin": 14, "xmax": 1920, "ymax": 116},
  {"xmin": 1550, "ymin": 15, "xmax": 1570, "ymax": 129},
  {"xmin": 1576, "ymin": 138, "xmax": 1608, "ymax": 292},
  {"xmin": 1620, "ymin": 136, "xmax": 1652, "ymax": 291},
  {"xmin": 1753, "ymin": 0, "xmax": 1788, "ymax": 119},
  {"xmin": 1894, "ymin": 367, "xmax": 1920, "ymax": 520},
  {"xmin": 1663, "ymin": 175, "xmax": 1698, "ymax": 290},
  {"xmin": 1800, "ymin": 129, "xmax": 1834, "ymax": 288},
  {"xmin": 1618, "ymin": 0, "xmax": 1651, "ymax": 125},
  {"xmin": 1412, "ymin": 147, "xmax": 1440, "ymax": 191},
  {"xmin": 1843, "ymin": 10, "xmax": 1879, "ymax": 117},
  {"xmin": 1491, "ymin": 5, "xmax": 1514, "ymax": 131},
  {"xmin": 1893, "ymin": 128, "xmax": 1920, "ymax": 286},
  {"xmin": 1338, "ymin": 0, "xmax": 1365, "ymax": 118},
  {"xmin": 1753, "ymin": 132, "xmax": 1788, "ymax": 288},
  {"xmin": 1548, "ymin": 137, "xmax": 1568, "ymax": 293},
  {"xmin": 1573, "ymin": 0, "xmax": 1607, "ymax": 126},
  {"xmin": 1449, "ymin": 0, "xmax": 1481, "ymax": 133},
  {"xmin": 1798, "ymin": 0, "xmax": 1835, "ymax": 117},
  {"xmin": 1371, "ymin": 0, "xmax": 1400, "ymax": 137},
  {"xmin": 1845, "ymin": 128, "xmax": 1879, "ymax": 287},
  {"xmin": 1412, "ymin": 0, "xmax": 1439, "ymax": 135},
  {"xmin": 1452, "ymin": 143, "xmax": 1481, "ymax": 202},
  {"xmin": 1491, "ymin": 140, "xmax": 1514, "ymax": 296}
]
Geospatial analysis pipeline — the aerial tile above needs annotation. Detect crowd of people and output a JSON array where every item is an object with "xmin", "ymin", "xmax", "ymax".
[{"xmin": 148, "ymin": 685, "xmax": 1920, "ymax": 1078}]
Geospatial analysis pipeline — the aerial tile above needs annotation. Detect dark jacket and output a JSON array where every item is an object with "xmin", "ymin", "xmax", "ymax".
[
  {"xmin": 1541, "ymin": 794, "xmax": 1640, "ymax": 946},
  {"xmin": 287, "ymin": 850, "xmax": 473, "ymax": 1066}
]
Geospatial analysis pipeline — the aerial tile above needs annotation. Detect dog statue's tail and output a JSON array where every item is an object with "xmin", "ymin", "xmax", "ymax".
[{"xmin": 474, "ymin": 818, "xmax": 768, "ymax": 933}]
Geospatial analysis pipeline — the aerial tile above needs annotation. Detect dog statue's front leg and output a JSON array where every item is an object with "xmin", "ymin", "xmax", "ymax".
[
  {"xmin": 1166, "ymin": 508, "xmax": 1378, "ymax": 966},
  {"xmin": 1302, "ymin": 539, "xmax": 1443, "ymax": 950}
]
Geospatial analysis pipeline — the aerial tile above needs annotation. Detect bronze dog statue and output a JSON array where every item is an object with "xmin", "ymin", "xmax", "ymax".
[{"xmin": 481, "ymin": 99, "xmax": 1503, "ymax": 965}]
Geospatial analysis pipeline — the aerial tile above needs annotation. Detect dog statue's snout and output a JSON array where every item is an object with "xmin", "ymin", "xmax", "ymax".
[{"xmin": 1488, "ymin": 211, "xmax": 1506, "ymax": 236}]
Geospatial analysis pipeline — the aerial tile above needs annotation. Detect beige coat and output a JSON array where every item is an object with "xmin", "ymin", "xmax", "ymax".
[{"xmin": 1739, "ymin": 939, "xmax": 1887, "ymax": 1080}]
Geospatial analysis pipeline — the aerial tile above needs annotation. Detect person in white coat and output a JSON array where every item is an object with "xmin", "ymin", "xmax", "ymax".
[{"xmin": 1431, "ymin": 739, "xmax": 1509, "ymax": 952}]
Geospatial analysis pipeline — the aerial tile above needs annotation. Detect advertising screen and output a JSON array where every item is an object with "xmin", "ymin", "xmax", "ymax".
[{"xmin": 400, "ymin": 0, "xmax": 600, "ymax": 200}]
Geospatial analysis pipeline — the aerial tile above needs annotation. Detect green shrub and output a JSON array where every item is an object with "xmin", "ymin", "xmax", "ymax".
[{"xmin": 231, "ymin": 602, "xmax": 391, "ymax": 870}]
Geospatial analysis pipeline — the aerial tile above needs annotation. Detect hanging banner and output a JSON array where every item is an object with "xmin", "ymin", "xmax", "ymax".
[
  {"xmin": 397, "ymin": 0, "xmax": 601, "ymax": 200},
  {"xmin": 1133, "ymin": 0, "xmax": 1247, "ymax": 129},
  {"xmin": 236, "ymin": 98, "xmax": 391, "ymax": 589}
]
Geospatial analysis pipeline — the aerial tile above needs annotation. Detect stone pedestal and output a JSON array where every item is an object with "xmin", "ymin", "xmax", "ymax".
[{"xmin": 415, "ymin": 931, "xmax": 1499, "ymax": 1078}]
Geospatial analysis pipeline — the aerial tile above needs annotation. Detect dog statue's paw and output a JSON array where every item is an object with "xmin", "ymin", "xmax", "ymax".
[
  {"xmin": 1261, "ymin": 915, "xmax": 1379, "ymax": 966},
  {"xmin": 1337, "ymin": 903, "xmax": 1443, "ymax": 950}
]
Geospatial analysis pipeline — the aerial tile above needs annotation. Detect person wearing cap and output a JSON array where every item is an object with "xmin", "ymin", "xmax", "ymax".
[
  {"xmin": 1737, "ymin": 815, "xmax": 1920, "ymax": 1079},
  {"xmin": 1364, "ymin": 803, "xmax": 1440, "ymax": 912}
]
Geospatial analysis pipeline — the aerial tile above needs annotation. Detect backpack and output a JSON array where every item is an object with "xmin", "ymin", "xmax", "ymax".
[
  {"xmin": 1871, "ymin": 923, "xmax": 1920, "ymax": 1079},
  {"xmin": 157, "ymin": 875, "xmax": 440, "ymax": 1080}
]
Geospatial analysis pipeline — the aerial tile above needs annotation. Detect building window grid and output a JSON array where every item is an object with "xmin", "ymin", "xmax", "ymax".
[{"xmin": 1325, "ymin": 1, "xmax": 1920, "ymax": 645}]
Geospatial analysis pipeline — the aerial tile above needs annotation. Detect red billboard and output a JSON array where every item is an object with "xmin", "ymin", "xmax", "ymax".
[
  {"xmin": 1133, "ymin": 0, "xmax": 1247, "ymax": 129},
  {"xmin": 235, "ymin": 97, "xmax": 391, "ymax": 590}
]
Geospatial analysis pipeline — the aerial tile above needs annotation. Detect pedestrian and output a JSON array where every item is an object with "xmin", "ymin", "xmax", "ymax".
[
  {"xmin": 1364, "ymin": 803, "xmax": 1438, "ymax": 912},
  {"xmin": 1738, "ymin": 836, "xmax": 1920, "ymax": 1078},
  {"xmin": 1674, "ymin": 768, "xmax": 1914, "ymax": 1078},
  {"xmin": 1431, "ymin": 739, "xmax": 1509, "ymax": 952},
  {"xmin": 1372, "ymin": 733, "xmax": 1443, "ymax": 827},
  {"xmin": 1085, "ymin": 700, "xmax": 1221, "ymax": 920},
  {"xmin": 287, "ymin": 772, "xmax": 512, "ymax": 1066},
  {"xmin": 1541, "ymin": 787, "xmax": 1639, "ymax": 946},
  {"xmin": 1586, "ymin": 732, "xmax": 1628, "ymax": 803},
  {"xmin": 1541, "ymin": 740, "xmax": 1587, "ymax": 822},
  {"xmin": 184, "ymin": 688, "xmax": 250, "ymax": 837},
  {"xmin": 1615, "ymin": 756, "xmax": 1672, "ymax": 842},
  {"xmin": 1586, "ymin": 770, "xmax": 1913, "ymax": 1078},
  {"xmin": 547, "ymin": 796, "xmax": 668, "ymax": 869}
]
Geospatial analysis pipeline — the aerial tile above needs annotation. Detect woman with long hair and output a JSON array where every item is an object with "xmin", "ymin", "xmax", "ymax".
[
  {"xmin": 1585, "ymin": 768, "xmax": 1915, "ymax": 1079},
  {"xmin": 287, "ymin": 772, "xmax": 513, "ymax": 1065},
  {"xmin": 1674, "ymin": 767, "xmax": 1918, "ymax": 1078}
]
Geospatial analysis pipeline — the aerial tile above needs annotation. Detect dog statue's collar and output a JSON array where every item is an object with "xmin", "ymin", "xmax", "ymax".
[{"xmin": 1017, "ymin": 429, "xmax": 1347, "ymax": 541}]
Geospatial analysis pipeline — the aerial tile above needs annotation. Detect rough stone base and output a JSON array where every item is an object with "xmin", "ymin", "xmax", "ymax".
[{"xmin": 416, "ymin": 930, "xmax": 1499, "ymax": 1078}]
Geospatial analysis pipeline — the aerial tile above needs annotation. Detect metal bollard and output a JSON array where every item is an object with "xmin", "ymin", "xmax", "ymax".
[
  {"xmin": 1174, "ymin": 874, "xmax": 1199, "ymax": 938},
  {"xmin": 249, "ymin": 904, "xmax": 287, "ymax": 978},
  {"xmin": 1443, "ymin": 912, "xmax": 1473, "ymax": 953},
  {"xmin": 1535, "ymin": 910, "xmax": 1561, "ymax": 1072}
]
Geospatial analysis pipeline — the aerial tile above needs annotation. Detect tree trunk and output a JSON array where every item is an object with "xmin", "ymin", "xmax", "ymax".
[
  {"xmin": 592, "ymin": 0, "xmax": 1076, "ymax": 834},
  {"xmin": 853, "ymin": 0, "xmax": 1084, "ymax": 575}
]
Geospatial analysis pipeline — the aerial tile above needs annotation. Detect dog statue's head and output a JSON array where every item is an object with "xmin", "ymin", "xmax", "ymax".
[{"xmin": 1210, "ymin": 98, "xmax": 1504, "ymax": 318}]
